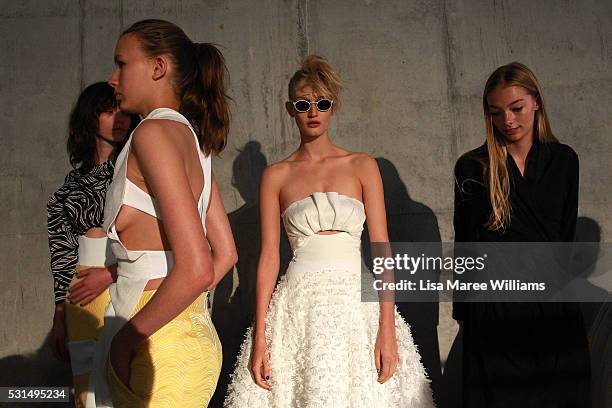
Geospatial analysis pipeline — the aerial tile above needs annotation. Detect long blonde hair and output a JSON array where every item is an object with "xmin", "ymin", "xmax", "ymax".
[{"xmin": 482, "ymin": 62, "xmax": 558, "ymax": 230}]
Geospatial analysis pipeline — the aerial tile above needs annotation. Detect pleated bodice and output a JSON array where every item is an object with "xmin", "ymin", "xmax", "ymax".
[{"xmin": 281, "ymin": 191, "xmax": 366, "ymax": 252}]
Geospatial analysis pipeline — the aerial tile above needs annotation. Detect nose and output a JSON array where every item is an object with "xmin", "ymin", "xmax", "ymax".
[
  {"xmin": 504, "ymin": 110, "xmax": 515, "ymax": 125},
  {"xmin": 108, "ymin": 69, "xmax": 119, "ymax": 89},
  {"xmin": 307, "ymin": 103, "xmax": 318, "ymax": 117}
]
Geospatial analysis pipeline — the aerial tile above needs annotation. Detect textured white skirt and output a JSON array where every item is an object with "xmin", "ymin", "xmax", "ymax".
[{"xmin": 224, "ymin": 233, "xmax": 435, "ymax": 407}]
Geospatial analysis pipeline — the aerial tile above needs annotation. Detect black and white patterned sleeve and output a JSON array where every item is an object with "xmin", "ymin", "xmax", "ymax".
[{"xmin": 47, "ymin": 172, "xmax": 79, "ymax": 304}]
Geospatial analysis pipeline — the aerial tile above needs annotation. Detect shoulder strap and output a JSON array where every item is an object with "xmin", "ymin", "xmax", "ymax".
[
  {"xmin": 145, "ymin": 107, "xmax": 191, "ymax": 127},
  {"xmin": 203, "ymin": 153, "xmax": 212, "ymax": 207}
]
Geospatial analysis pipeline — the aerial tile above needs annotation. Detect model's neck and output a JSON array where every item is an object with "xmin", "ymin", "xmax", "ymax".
[
  {"xmin": 95, "ymin": 136, "xmax": 116, "ymax": 165},
  {"xmin": 298, "ymin": 132, "xmax": 335, "ymax": 160},
  {"xmin": 140, "ymin": 89, "xmax": 181, "ymax": 117},
  {"xmin": 506, "ymin": 133, "xmax": 534, "ymax": 163}
]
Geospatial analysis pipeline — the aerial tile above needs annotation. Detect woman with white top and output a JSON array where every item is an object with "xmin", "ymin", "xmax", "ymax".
[
  {"xmin": 95, "ymin": 19, "xmax": 237, "ymax": 407},
  {"xmin": 225, "ymin": 55, "xmax": 434, "ymax": 407}
]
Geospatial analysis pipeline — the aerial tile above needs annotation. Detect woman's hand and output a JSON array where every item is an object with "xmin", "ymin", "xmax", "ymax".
[
  {"xmin": 109, "ymin": 325, "xmax": 146, "ymax": 388},
  {"xmin": 250, "ymin": 334, "xmax": 271, "ymax": 390},
  {"xmin": 68, "ymin": 265, "xmax": 117, "ymax": 306},
  {"xmin": 50, "ymin": 303, "xmax": 69, "ymax": 361},
  {"xmin": 374, "ymin": 323, "xmax": 399, "ymax": 384}
]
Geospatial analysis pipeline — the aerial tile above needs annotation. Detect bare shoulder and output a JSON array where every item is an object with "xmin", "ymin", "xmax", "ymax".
[
  {"xmin": 261, "ymin": 160, "xmax": 291, "ymax": 192},
  {"xmin": 348, "ymin": 151, "xmax": 378, "ymax": 171},
  {"xmin": 345, "ymin": 152, "xmax": 380, "ymax": 187},
  {"xmin": 131, "ymin": 119, "xmax": 191, "ymax": 150}
]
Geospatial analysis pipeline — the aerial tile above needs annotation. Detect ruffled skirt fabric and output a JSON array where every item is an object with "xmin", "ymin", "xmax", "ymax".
[{"xmin": 225, "ymin": 235, "xmax": 434, "ymax": 407}]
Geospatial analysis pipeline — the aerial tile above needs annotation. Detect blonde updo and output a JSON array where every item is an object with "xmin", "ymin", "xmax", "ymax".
[{"xmin": 288, "ymin": 55, "xmax": 343, "ymax": 111}]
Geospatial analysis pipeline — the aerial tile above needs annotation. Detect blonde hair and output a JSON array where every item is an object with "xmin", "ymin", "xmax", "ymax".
[
  {"xmin": 482, "ymin": 62, "xmax": 558, "ymax": 230},
  {"xmin": 288, "ymin": 55, "xmax": 343, "ymax": 111}
]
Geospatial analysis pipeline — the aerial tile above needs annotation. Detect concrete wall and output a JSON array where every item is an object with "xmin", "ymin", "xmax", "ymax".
[{"xmin": 1, "ymin": 0, "xmax": 610, "ymax": 397}]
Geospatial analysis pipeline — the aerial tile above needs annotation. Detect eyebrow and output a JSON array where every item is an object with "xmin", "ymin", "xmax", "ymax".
[
  {"xmin": 294, "ymin": 95, "xmax": 327, "ymax": 100},
  {"xmin": 488, "ymin": 98, "xmax": 524, "ymax": 109}
]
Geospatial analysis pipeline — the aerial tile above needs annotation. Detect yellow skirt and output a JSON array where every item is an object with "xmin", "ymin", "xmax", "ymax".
[
  {"xmin": 65, "ymin": 266, "xmax": 111, "ymax": 408},
  {"xmin": 106, "ymin": 290, "xmax": 222, "ymax": 408}
]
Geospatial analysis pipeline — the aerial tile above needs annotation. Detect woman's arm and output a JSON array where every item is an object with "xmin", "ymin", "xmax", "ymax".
[
  {"xmin": 254, "ymin": 166, "xmax": 283, "ymax": 334},
  {"xmin": 560, "ymin": 148, "xmax": 579, "ymax": 242},
  {"xmin": 453, "ymin": 156, "xmax": 482, "ymax": 243},
  {"xmin": 251, "ymin": 165, "xmax": 283, "ymax": 390},
  {"xmin": 204, "ymin": 173, "xmax": 238, "ymax": 289},
  {"xmin": 110, "ymin": 120, "xmax": 215, "ymax": 373},
  {"xmin": 358, "ymin": 154, "xmax": 398, "ymax": 384},
  {"xmin": 47, "ymin": 176, "xmax": 79, "ymax": 306},
  {"xmin": 452, "ymin": 154, "xmax": 485, "ymax": 322},
  {"xmin": 47, "ymin": 176, "xmax": 79, "ymax": 361},
  {"xmin": 68, "ymin": 265, "xmax": 116, "ymax": 306}
]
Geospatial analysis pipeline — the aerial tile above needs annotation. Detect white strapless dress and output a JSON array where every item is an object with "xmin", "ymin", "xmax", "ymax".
[{"xmin": 224, "ymin": 192, "xmax": 435, "ymax": 407}]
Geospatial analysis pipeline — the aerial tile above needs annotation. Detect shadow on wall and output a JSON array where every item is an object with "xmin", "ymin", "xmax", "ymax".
[
  {"xmin": 210, "ymin": 141, "xmax": 292, "ymax": 407},
  {"xmin": 0, "ymin": 331, "xmax": 73, "ymax": 407},
  {"xmin": 574, "ymin": 217, "xmax": 611, "ymax": 408},
  {"xmin": 361, "ymin": 157, "xmax": 447, "ymax": 406}
]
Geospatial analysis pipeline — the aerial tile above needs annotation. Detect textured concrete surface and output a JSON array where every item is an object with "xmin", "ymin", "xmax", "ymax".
[{"xmin": 1, "ymin": 0, "xmax": 610, "ymax": 401}]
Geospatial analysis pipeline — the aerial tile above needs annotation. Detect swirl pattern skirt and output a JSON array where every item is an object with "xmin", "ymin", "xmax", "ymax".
[{"xmin": 106, "ymin": 290, "xmax": 222, "ymax": 407}]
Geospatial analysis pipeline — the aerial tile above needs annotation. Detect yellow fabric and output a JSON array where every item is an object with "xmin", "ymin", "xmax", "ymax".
[
  {"xmin": 66, "ymin": 266, "xmax": 110, "ymax": 341},
  {"xmin": 106, "ymin": 290, "xmax": 222, "ymax": 408},
  {"xmin": 65, "ymin": 265, "xmax": 111, "ymax": 408}
]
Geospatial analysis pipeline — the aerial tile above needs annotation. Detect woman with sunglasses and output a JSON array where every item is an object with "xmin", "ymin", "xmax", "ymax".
[
  {"xmin": 47, "ymin": 82, "xmax": 135, "ymax": 407},
  {"xmin": 453, "ymin": 62, "xmax": 590, "ymax": 407},
  {"xmin": 225, "ymin": 55, "xmax": 434, "ymax": 407},
  {"xmin": 92, "ymin": 19, "xmax": 237, "ymax": 407}
]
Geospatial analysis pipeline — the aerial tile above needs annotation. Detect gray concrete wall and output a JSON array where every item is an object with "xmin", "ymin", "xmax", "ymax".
[{"xmin": 1, "ymin": 0, "xmax": 610, "ymax": 394}]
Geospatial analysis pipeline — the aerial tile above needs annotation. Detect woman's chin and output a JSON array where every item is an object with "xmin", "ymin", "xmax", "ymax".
[
  {"xmin": 111, "ymin": 131, "xmax": 129, "ymax": 141},
  {"xmin": 299, "ymin": 127, "xmax": 327, "ymax": 140},
  {"xmin": 117, "ymin": 101, "xmax": 135, "ymax": 115},
  {"xmin": 501, "ymin": 130, "xmax": 531, "ymax": 146}
]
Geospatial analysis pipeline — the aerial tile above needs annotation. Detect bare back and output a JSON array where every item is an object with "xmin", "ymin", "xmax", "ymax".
[{"xmin": 114, "ymin": 120, "xmax": 205, "ymax": 251}]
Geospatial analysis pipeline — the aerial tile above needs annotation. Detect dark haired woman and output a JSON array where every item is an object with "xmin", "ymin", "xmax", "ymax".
[
  {"xmin": 93, "ymin": 19, "xmax": 237, "ymax": 407},
  {"xmin": 453, "ymin": 62, "xmax": 591, "ymax": 407},
  {"xmin": 47, "ymin": 81, "xmax": 135, "ymax": 408},
  {"xmin": 225, "ymin": 55, "xmax": 434, "ymax": 407}
]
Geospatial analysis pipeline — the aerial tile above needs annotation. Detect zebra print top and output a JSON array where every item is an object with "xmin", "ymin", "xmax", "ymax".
[{"xmin": 47, "ymin": 161, "xmax": 114, "ymax": 304}]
